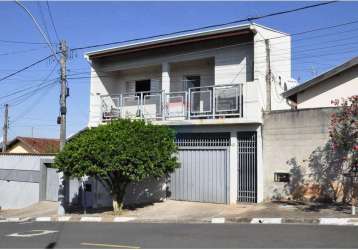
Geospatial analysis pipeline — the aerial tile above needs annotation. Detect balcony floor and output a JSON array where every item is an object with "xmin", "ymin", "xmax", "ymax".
[{"xmin": 151, "ymin": 117, "xmax": 262, "ymax": 126}]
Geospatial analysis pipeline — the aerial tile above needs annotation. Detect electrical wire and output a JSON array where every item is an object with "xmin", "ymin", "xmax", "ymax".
[
  {"xmin": 0, "ymin": 54, "xmax": 55, "ymax": 83},
  {"xmin": 15, "ymin": 0, "xmax": 59, "ymax": 62},
  {"xmin": 69, "ymin": 1, "xmax": 337, "ymax": 52},
  {"xmin": 0, "ymin": 46, "xmax": 48, "ymax": 56},
  {"xmin": 0, "ymin": 39, "xmax": 53, "ymax": 45},
  {"xmin": 0, "ymin": 64, "xmax": 59, "ymax": 100},
  {"xmin": 37, "ymin": 1, "xmax": 52, "ymax": 45},
  {"xmin": 46, "ymin": 0, "xmax": 60, "ymax": 42}
]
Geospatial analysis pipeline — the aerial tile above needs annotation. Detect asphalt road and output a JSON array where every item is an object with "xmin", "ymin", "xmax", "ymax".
[{"xmin": 0, "ymin": 222, "xmax": 358, "ymax": 249}]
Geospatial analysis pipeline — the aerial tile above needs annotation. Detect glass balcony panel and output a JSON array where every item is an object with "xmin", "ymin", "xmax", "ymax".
[
  {"xmin": 122, "ymin": 95, "xmax": 140, "ymax": 118},
  {"xmin": 143, "ymin": 94, "xmax": 162, "ymax": 119}
]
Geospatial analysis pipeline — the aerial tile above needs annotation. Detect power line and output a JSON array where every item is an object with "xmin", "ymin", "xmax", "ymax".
[
  {"xmin": 46, "ymin": 0, "xmax": 60, "ymax": 42},
  {"xmin": 0, "ymin": 46, "xmax": 48, "ymax": 56},
  {"xmin": 0, "ymin": 54, "xmax": 54, "ymax": 83},
  {"xmin": 15, "ymin": 0, "xmax": 59, "ymax": 62},
  {"xmin": 37, "ymin": 1, "xmax": 52, "ymax": 45},
  {"xmin": 0, "ymin": 39, "xmax": 53, "ymax": 45},
  {"xmin": 0, "ymin": 64, "xmax": 59, "ymax": 100},
  {"xmin": 0, "ymin": 2, "xmax": 348, "ymax": 85},
  {"xmin": 70, "ymin": 1, "xmax": 337, "ymax": 52}
]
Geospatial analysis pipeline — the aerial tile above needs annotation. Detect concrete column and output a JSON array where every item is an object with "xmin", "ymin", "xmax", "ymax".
[
  {"xmin": 161, "ymin": 62, "xmax": 170, "ymax": 93},
  {"xmin": 88, "ymin": 93, "xmax": 102, "ymax": 127},
  {"xmin": 256, "ymin": 126, "xmax": 264, "ymax": 202},
  {"xmin": 229, "ymin": 131, "xmax": 238, "ymax": 204}
]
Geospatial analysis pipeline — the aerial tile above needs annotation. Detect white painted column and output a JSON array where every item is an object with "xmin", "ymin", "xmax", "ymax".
[
  {"xmin": 229, "ymin": 131, "xmax": 238, "ymax": 204},
  {"xmin": 256, "ymin": 126, "xmax": 264, "ymax": 202},
  {"xmin": 161, "ymin": 62, "xmax": 170, "ymax": 93},
  {"xmin": 88, "ymin": 93, "xmax": 102, "ymax": 127}
]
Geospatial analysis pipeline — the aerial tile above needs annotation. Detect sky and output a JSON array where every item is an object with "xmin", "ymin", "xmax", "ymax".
[{"xmin": 0, "ymin": 1, "xmax": 358, "ymax": 140}]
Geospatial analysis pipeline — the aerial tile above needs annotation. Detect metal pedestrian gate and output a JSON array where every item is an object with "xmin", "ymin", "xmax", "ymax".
[
  {"xmin": 169, "ymin": 133, "xmax": 230, "ymax": 204},
  {"xmin": 237, "ymin": 132, "xmax": 257, "ymax": 203}
]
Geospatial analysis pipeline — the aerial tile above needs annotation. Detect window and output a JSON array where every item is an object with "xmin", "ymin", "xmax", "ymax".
[
  {"xmin": 135, "ymin": 79, "xmax": 151, "ymax": 93},
  {"xmin": 183, "ymin": 75, "xmax": 200, "ymax": 90}
]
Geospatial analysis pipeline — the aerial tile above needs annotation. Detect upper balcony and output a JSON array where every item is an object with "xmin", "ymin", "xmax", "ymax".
[
  {"xmin": 89, "ymin": 56, "xmax": 264, "ymax": 126},
  {"xmin": 101, "ymin": 83, "xmax": 243, "ymax": 124}
]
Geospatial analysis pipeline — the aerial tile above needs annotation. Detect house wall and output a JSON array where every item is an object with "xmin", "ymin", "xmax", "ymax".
[
  {"xmin": 88, "ymin": 34, "xmax": 257, "ymax": 127},
  {"xmin": 297, "ymin": 65, "xmax": 358, "ymax": 109},
  {"xmin": 114, "ymin": 65, "xmax": 162, "ymax": 94},
  {"xmin": 7, "ymin": 143, "xmax": 29, "ymax": 154},
  {"xmin": 262, "ymin": 108, "xmax": 335, "ymax": 200},
  {"xmin": 253, "ymin": 25, "xmax": 292, "ymax": 111},
  {"xmin": 170, "ymin": 58, "xmax": 215, "ymax": 92},
  {"xmin": 0, "ymin": 154, "xmax": 55, "ymax": 209},
  {"xmin": 89, "ymin": 176, "xmax": 167, "ymax": 208}
]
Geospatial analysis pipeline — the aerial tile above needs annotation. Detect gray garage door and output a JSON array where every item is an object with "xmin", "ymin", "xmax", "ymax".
[
  {"xmin": 46, "ymin": 167, "xmax": 59, "ymax": 201},
  {"xmin": 169, "ymin": 133, "xmax": 230, "ymax": 204}
]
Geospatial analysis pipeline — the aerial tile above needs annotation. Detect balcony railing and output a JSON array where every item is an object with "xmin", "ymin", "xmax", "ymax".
[{"xmin": 101, "ymin": 83, "xmax": 243, "ymax": 122}]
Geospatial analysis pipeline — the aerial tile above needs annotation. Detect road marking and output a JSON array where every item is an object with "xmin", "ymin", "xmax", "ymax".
[
  {"xmin": 80, "ymin": 217, "xmax": 102, "ymax": 222},
  {"xmin": 211, "ymin": 217, "xmax": 225, "ymax": 223},
  {"xmin": 320, "ymin": 218, "xmax": 358, "ymax": 226},
  {"xmin": 58, "ymin": 216, "xmax": 71, "ymax": 222},
  {"xmin": 19, "ymin": 217, "xmax": 31, "ymax": 222},
  {"xmin": 7, "ymin": 230, "xmax": 58, "ymax": 238},
  {"xmin": 81, "ymin": 242, "xmax": 140, "ymax": 248},
  {"xmin": 251, "ymin": 218, "xmax": 282, "ymax": 224},
  {"xmin": 36, "ymin": 217, "xmax": 52, "ymax": 222},
  {"xmin": 7, "ymin": 217, "xmax": 20, "ymax": 222},
  {"xmin": 113, "ymin": 217, "xmax": 136, "ymax": 222}
]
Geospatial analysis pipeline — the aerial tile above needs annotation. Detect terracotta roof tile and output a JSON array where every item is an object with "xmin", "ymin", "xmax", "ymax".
[{"xmin": 15, "ymin": 137, "xmax": 60, "ymax": 154}]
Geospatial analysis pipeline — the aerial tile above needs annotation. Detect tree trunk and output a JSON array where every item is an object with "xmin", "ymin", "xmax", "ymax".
[
  {"xmin": 112, "ymin": 195, "xmax": 124, "ymax": 214},
  {"xmin": 112, "ymin": 182, "xmax": 128, "ymax": 215}
]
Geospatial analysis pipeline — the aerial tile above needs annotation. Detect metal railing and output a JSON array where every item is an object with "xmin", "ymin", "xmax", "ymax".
[{"xmin": 101, "ymin": 83, "xmax": 243, "ymax": 122}]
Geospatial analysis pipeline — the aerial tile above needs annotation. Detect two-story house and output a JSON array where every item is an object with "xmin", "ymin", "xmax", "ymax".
[{"xmin": 85, "ymin": 23, "xmax": 296, "ymax": 206}]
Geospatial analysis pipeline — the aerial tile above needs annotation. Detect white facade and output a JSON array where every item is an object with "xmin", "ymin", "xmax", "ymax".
[
  {"xmin": 85, "ymin": 23, "xmax": 293, "ymax": 204},
  {"xmin": 296, "ymin": 65, "xmax": 358, "ymax": 109}
]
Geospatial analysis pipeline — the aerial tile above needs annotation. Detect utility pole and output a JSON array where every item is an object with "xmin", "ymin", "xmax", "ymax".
[
  {"xmin": 58, "ymin": 40, "xmax": 68, "ymax": 215},
  {"xmin": 59, "ymin": 40, "xmax": 68, "ymax": 150},
  {"xmin": 2, "ymin": 104, "xmax": 8, "ymax": 153},
  {"xmin": 265, "ymin": 39, "xmax": 272, "ymax": 112}
]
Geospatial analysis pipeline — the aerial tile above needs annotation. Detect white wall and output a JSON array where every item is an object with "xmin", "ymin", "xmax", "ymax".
[
  {"xmin": 88, "ymin": 39, "xmax": 256, "ymax": 126},
  {"xmin": 297, "ymin": 65, "xmax": 358, "ymax": 109},
  {"xmin": 170, "ymin": 58, "xmax": 214, "ymax": 92},
  {"xmin": 253, "ymin": 25, "xmax": 292, "ymax": 111}
]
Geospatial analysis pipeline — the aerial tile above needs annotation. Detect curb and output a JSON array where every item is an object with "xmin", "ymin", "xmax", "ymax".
[{"xmin": 1, "ymin": 216, "xmax": 358, "ymax": 226}]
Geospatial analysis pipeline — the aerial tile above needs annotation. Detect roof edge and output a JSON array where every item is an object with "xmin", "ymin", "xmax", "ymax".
[
  {"xmin": 85, "ymin": 23, "xmax": 256, "ymax": 58},
  {"xmin": 282, "ymin": 56, "xmax": 358, "ymax": 98}
]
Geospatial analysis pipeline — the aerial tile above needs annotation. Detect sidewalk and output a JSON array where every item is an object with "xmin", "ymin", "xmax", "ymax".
[
  {"xmin": 1, "ymin": 200, "xmax": 357, "ymax": 225},
  {"xmin": 0, "ymin": 201, "xmax": 57, "ymax": 219}
]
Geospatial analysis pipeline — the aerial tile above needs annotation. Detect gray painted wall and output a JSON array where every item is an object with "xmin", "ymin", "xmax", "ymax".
[
  {"xmin": 0, "ymin": 155, "xmax": 55, "ymax": 209},
  {"xmin": 262, "ymin": 108, "xmax": 336, "ymax": 200}
]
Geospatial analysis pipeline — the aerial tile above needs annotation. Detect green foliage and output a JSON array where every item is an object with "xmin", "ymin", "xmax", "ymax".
[{"xmin": 54, "ymin": 119, "xmax": 178, "ymax": 211}]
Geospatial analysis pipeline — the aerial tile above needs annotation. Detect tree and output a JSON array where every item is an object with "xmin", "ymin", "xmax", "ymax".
[{"xmin": 54, "ymin": 119, "xmax": 179, "ymax": 213}]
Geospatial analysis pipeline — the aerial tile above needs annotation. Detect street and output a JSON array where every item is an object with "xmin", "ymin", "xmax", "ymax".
[{"xmin": 0, "ymin": 222, "xmax": 358, "ymax": 249}]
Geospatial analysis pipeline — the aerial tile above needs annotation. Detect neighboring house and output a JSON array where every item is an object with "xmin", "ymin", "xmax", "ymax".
[
  {"xmin": 2, "ymin": 136, "xmax": 60, "ymax": 154},
  {"xmin": 85, "ymin": 23, "xmax": 296, "ymax": 206},
  {"xmin": 263, "ymin": 57, "xmax": 358, "ymax": 202},
  {"xmin": 283, "ymin": 56, "xmax": 358, "ymax": 109},
  {"xmin": 0, "ymin": 137, "xmax": 60, "ymax": 209}
]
